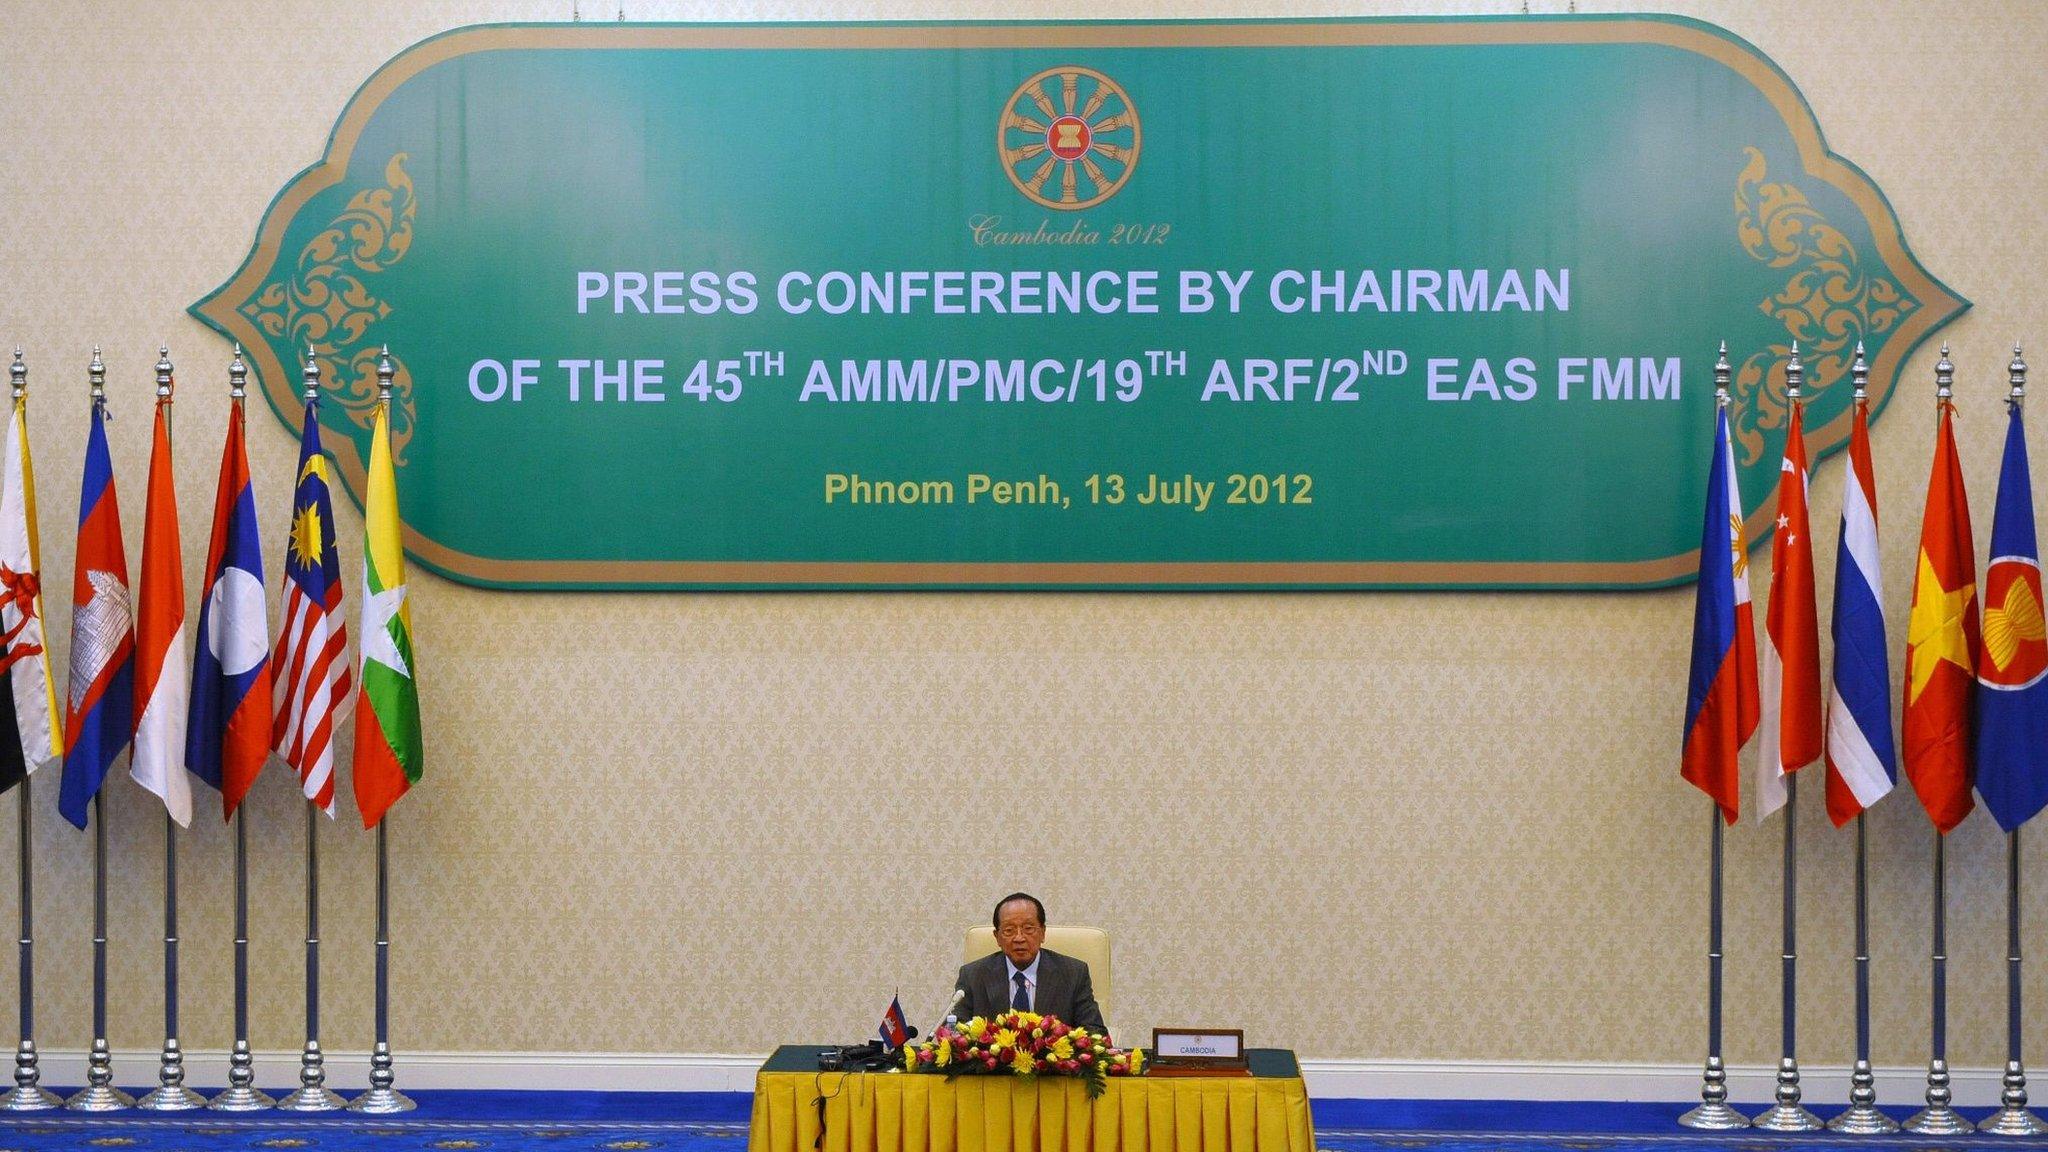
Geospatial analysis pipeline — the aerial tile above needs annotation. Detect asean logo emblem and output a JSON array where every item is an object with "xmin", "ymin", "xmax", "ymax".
[
  {"xmin": 1982, "ymin": 556, "xmax": 2048, "ymax": 690},
  {"xmin": 999, "ymin": 67, "xmax": 1140, "ymax": 211}
]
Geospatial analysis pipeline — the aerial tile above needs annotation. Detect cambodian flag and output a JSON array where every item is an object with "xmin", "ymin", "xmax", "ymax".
[
  {"xmin": 186, "ymin": 400, "xmax": 273, "ymax": 819},
  {"xmin": 876, "ymin": 994, "xmax": 911, "ymax": 1051},
  {"xmin": 57, "ymin": 396, "xmax": 133, "ymax": 829},
  {"xmin": 1825, "ymin": 391, "xmax": 1897, "ymax": 824},
  {"xmin": 1974, "ymin": 392, "xmax": 2048, "ymax": 831},
  {"xmin": 1681, "ymin": 405, "xmax": 1760, "ymax": 824}
]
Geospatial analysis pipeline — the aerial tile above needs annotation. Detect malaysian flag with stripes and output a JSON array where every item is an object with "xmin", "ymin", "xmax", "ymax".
[{"xmin": 270, "ymin": 395, "xmax": 350, "ymax": 814}]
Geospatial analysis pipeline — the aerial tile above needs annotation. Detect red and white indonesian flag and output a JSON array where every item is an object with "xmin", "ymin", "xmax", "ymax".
[
  {"xmin": 1757, "ymin": 399, "xmax": 1823, "ymax": 820},
  {"xmin": 131, "ymin": 396, "xmax": 191, "ymax": 826}
]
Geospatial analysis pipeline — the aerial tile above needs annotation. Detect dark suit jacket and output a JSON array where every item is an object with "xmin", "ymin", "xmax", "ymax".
[{"xmin": 953, "ymin": 947, "xmax": 1105, "ymax": 1034}]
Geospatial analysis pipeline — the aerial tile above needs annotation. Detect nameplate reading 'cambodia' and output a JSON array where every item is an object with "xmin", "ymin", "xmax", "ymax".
[{"xmin": 193, "ymin": 17, "xmax": 1963, "ymax": 589}]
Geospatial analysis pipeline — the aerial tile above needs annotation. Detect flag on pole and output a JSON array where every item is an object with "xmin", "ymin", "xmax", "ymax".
[
  {"xmin": 352, "ymin": 392, "xmax": 422, "ymax": 827},
  {"xmin": 1974, "ymin": 370, "xmax": 2048, "ymax": 831},
  {"xmin": 1756, "ymin": 390, "xmax": 1822, "ymax": 820},
  {"xmin": 0, "ymin": 376, "xmax": 60, "ymax": 794},
  {"xmin": 131, "ymin": 384, "xmax": 192, "ymax": 827},
  {"xmin": 272, "ymin": 395, "xmax": 350, "ymax": 816},
  {"xmin": 877, "ymin": 994, "xmax": 911, "ymax": 1050},
  {"xmin": 1681, "ymin": 402, "xmax": 1759, "ymax": 824},
  {"xmin": 1824, "ymin": 384, "xmax": 1897, "ymax": 825},
  {"xmin": 1903, "ymin": 367, "xmax": 1979, "ymax": 834},
  {"xmin": 58, "ymin": 386, "xmax": 133, "ymax": 829},
  {"xmin": 186, "ymin": 393, "xmax": 273, "ymax": 819}
]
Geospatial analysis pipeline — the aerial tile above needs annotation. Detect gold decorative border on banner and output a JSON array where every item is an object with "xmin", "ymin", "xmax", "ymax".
[{"xmin": 190, "ymin": 17, "xmax": 1967, "ymax": 590}]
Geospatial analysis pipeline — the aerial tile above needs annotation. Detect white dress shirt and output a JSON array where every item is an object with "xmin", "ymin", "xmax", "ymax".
[{"xmin": 1005, "ymin": 954, "xmax": 1041, "ymax": 1011}]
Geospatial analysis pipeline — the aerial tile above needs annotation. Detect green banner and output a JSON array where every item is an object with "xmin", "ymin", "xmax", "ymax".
[{"xmin": 193, "ymin": 16, "xmax": 1963, "ymax": 590}]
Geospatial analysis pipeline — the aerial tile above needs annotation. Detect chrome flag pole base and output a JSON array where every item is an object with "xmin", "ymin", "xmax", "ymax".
[
  {"xmin": 1751, "ymin": 1060, "xmax": 1823, "ymax": 1132},
  {"xmin": 1752, "ymin": 1102, "xmax": 1824, "ymax": 1132},
  {"xmin": 1677, "ymin": 1101, "xmax": 1750, "ymax": 1130},
  {"xmin": 207, "ymin": 1085, "xmax": 274, "ymax": 1112},
  {"xmin": 347, "ymin": 1087, "xmax": 416, "ymax": 1114},
  {"xmin": 1979, "ymin": 1106, "xmax": 2048, "ymax": 1136},
  {"xmin": 1906, "ymin": 1105, "xmax": 1974, "ymax": 1136},
  {"xmin": 276, "ymin": 1043, "xmax": 347, "ymax": 1114},
  {"xmin": 135, "ymin": 1084, "xmax": 206, "ymax": 1111},
  {"xmin": 64, "ymin": 1084, "xmax": 133, "ymax": 1112},
  {"xmin": 5, "ymin": 1042, "xmax": 60, "ymax": 1111},
  {"xmin": 1829, "ymin": 1104, "xmax": 1900, "ymax": 1135},
  {"xmin": 277, "ymin": 1084, "xmax": 347, "ymax": 1112}
]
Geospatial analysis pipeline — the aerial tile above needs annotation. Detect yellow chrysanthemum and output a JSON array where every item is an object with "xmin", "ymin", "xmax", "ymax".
[
  {"xmin": 904, "ymin": 1046, "xmax": 918, "ymax": 1071},
  {"xmin": 962, "ymin": 1017, "xmax": 986, "ymax": 1035},
  {"xmin": 994, "ymin": 1029, "xmax": 1019, "ymax": 1049},
  {"xmin": 1050, "ymin": 1038, "xmax": 1074, "ymax": 1061},
  {"xmin": 936, "ymin": 1040, "xmax": 952, "ymax": 1068},
  {"xmin": 1010, "ymin": 1051, "xmax": 1037, "ymax": 1075},
  {"xmin": 1128, "ymin": 1049, "xmax": 1145, "ymax": 1075}
]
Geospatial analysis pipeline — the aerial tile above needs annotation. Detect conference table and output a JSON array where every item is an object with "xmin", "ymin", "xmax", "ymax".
[{"xmin": 748, "ymin": 1046, "xmax": 1315, "ymax": 1152}]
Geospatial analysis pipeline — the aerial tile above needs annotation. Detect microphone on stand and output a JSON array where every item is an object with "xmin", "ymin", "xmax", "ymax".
[{"xmin": 933, "ymin": 987, "xmax": 968, "ymax": 1035}]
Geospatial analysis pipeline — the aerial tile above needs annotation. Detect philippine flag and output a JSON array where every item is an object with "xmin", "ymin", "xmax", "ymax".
[
  {"xmin": 186, "ymin": 395, "xmax": 273, "ymax": 819},
  {"xmin": 1681, "ymin": 401, "xmax": 1760, "ymax": 824},
  {"xmin": 1824, "ymin": 374, "xmax": 1897, "ymax": 824},
  {"xmin": 1974, "ymin": 373, "xmax": 2048, "ymax": 831}
]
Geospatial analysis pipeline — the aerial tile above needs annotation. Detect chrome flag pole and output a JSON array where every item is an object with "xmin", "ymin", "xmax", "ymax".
[
  {"xmin": 277, "ymin": 348, "xmax": 346, "ymax": 1111},
  {"xmin": 2, "ymin": 352, "xmax": 57, "ymax": 1113},
  {"xmin": 1679, "ymin": 343, "xmax": 1749, "ymax": 1131},
  {"xmin": 64, "ymin": 350, "xmax": 130, "ymax": 1113},
  {"xmin": 349, "ymin": 349, "xmax": 414, "ymax": 1115},
  {"xmin": 1827, "ymin": 345, "xmax": 1898, "ymax": 1135},
  {"xmin": 347, "ymin": 819, "xmax": 413, "ymax": 1112},
  {"xmin": 136, "ymin": 346, "xmax": 203, "ymax": 1112},
  {"xmin": 1753, "ymin": 344, "xmax": 1821, "ymax": 1133},
  {"xmin": 207, "ymin": 348, "xmax": 273, "ymax": 1115},
  {"xmin": 1905, "ymin": 345, "xmax": 1971, "ymax": 1136},
  {"xmin": 1978, "ymin": 347, "xmax": 2043, "ymax": 1136}
]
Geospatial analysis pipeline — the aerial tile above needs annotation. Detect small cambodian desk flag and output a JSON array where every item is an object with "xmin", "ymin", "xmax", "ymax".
[
  {"xmin": 131, "ymin": 370, "xmax": 192, "ymax": 828},
  {"xmin": 877, "ymin": 994, "xmax": 911, "ymax": 1051},
  {"xmin": 1903, "ymin": 350, "xmax": 1978, "ymax": 834},
  {"xmin": 1756, "ymin": 370, "xmax": 1821, "ymax": 821},
  {"xmin": 186, "ymin": 383, "xmax": 273, "ymax": 820},
  {"xmin": 58, "ymin": 376, "xmax": 132, "ymax": 830},
  {"xmin": 1974, "ymin": 351, "xmax": 2048, "ymax": 831},
  {"xmin": 1681, "ymin": 394, "xmax": 1759, "ymax": 825},
  {"xmin": 353, "ymin": 380, "xmax": 422, "ymax": 828},
  {"xmin": 1824, "ymin": 364, "xmax": 1897, "ymax": 825}
]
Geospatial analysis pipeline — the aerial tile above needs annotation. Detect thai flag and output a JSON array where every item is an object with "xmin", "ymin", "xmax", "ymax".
[
  {"xmin": 186, "ymin": 400, "xmax": 273, "ymax": 820},
  {"xmin": 57, "ymin": 396, "xmax": 133, "ymax": 829},
  {"xmin": 1824, "ymin": 394, "xmax": 1897, "ymax": 824},
  {"xmin": 877, "ymin": 994, "xmax": 911, "ymax": 1051},
  {"xmin": 1681, "ymin": 405, "xmax": 1759, "ymax": 824},
  {"xmin": 1974, "ymin": 392, "xmax": 2048, "ymax": 831}
]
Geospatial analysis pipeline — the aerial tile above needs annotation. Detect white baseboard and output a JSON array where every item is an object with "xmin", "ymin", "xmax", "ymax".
[{"xmin": 16, "ymin": 1049, "xmax": 2011, "ymax": 1106}]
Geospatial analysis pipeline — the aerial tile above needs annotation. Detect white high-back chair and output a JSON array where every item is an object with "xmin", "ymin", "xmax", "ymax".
[{"xmin": 962, "ymin": 924, "xmax": 1113, "ymax": 1033}]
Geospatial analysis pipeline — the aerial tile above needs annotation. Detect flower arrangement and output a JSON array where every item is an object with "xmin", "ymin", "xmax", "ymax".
[{"xmin": 901, "ymin": 1012, "xmax": 1143, "ymax": 1098}]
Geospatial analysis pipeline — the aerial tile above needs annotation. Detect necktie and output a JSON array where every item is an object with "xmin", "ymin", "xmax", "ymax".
[{"xmin": 1012, "ymin": 972, "xmax": 1030, "ymax": 1011}]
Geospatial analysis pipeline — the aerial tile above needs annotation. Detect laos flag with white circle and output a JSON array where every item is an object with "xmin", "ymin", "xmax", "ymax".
[{"xmin": 185, "ymin": 401, "xmax": 274, "ymax": 820}]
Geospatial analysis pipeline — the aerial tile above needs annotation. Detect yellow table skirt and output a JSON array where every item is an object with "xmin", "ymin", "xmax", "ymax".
[{"xmin": 749, "ymin": 1063, "xmax": 1315, "ymax": 1152}]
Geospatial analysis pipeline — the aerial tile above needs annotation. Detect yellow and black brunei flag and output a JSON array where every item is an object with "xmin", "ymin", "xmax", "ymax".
[{"xmin": 0, "ymin": 387, "xmax": 61, "ymax": 794}]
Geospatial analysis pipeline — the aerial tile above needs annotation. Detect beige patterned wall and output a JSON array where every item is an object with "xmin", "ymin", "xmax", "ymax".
[{"xmin": 1, "ymin": 0, "xmax": 2045, "ymax": 1073}]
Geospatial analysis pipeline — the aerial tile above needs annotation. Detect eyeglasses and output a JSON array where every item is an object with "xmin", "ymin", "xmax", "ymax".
[{"xmin": 996, "ymin": 924, "xmax": 1043, "ymax": 940}]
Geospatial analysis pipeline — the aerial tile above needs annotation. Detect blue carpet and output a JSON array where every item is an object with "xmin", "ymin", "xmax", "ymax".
[{"xmin": 6, "ymin": 1093, "xmax": 2048, "ymax": 1151}]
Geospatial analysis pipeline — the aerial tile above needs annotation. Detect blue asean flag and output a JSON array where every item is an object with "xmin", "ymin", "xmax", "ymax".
[{"xmin": 1975, "ymin": 401, "xmax": 2048, "ymax": 831}]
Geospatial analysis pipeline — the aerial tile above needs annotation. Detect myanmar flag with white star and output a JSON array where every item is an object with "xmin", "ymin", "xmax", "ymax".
[{"xmin": 351, "ymin": 397, "xmax": 421, "ymax": 828}]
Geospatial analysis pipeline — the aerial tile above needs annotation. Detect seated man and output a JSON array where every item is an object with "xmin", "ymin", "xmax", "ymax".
[{"xmin": 953, "ymin": 892, "xmax": 1106, "ymax": 1033}]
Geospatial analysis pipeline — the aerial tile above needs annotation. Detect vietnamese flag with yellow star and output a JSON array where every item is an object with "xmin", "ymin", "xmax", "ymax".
[{"xmin": 1903, "ymin": 392, "xmax": 1979, "ymax": 833}]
